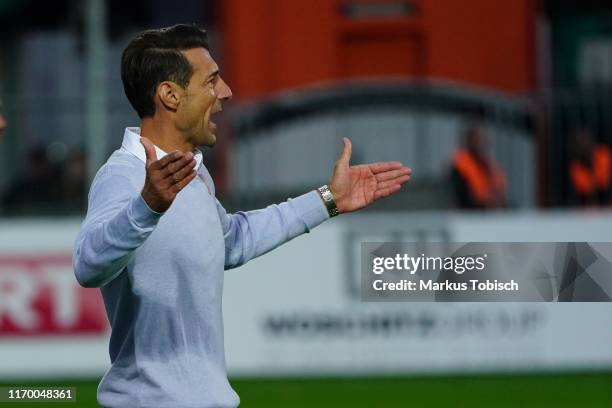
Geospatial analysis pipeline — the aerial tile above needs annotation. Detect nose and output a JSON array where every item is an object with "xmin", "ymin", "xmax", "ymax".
[{"xmin": 216, "ymin": 77, "xmax": 232, "ymax": 101}]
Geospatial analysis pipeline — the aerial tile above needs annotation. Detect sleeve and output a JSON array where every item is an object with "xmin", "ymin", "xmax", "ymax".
[
  {"xmin": 216, "ymin": 190, "xmax": 329, "ymax": 270},
  {"xmin": 72, "ymin": 169, "xmax": 163, "ymax": 288}
]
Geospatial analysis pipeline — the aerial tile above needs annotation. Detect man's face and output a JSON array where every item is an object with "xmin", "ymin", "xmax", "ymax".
[{"xmin": 176, "ymin": 48, "xmax": 232, "ymax": 147}]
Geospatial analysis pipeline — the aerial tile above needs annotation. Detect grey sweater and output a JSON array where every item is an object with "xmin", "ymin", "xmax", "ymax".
[{"xmin": 73, "ymin": 128, "xmax": 328, "ymax": 407}]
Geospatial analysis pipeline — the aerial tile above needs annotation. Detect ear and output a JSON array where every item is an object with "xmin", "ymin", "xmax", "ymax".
[{"xmin": 156, "ymin": 81, "xmax": 183, "ymax": 111}]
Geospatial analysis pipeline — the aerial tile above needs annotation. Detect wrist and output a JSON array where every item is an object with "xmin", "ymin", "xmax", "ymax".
[
  {"xmin": 316, "ymin": 185, "xmax": 339, "ymax": 217},
  {"xmin": 131, "ymin": 195, "xmax": 164, "ymax": 228},
  {"xmin": 140, "ymin": 188, "xmax": 168, "ymax": 213}
]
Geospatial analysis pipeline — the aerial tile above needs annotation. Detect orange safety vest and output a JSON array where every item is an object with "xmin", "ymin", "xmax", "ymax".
[
  {"xmin": 570, "ymin": 145, "xmax": 611, "ymax": 195},
  {"xmin": 453, "ymin": 149, "xmax": 507, "ymax": 206}
]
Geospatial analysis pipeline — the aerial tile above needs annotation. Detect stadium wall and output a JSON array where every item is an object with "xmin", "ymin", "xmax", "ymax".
[{"xmin": 219, "ymin": 0, "xmax": 537, "ymax": 101}]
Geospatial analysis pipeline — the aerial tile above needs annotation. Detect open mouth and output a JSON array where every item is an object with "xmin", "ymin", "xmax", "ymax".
[{"xmin": 208, "ymin": 107, "xmax": 222, "ymax": 131}]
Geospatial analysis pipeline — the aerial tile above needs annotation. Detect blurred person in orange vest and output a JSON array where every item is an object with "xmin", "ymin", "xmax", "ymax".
[
  {"xmin": 451, "ymin": 124, "xmax": 507, "ymax": 209},
  {"xmin": 0, "ymin": 97, "xmax": 7, "ymax": 140},
  {"xmin": 569, "ymin": 127, "xmax": 611, "ymax": 206}
]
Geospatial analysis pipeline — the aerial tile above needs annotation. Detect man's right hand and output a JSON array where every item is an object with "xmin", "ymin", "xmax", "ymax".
[{"xmin": 140, "ymin": 137, "xmax": 197, "ymax": 212}]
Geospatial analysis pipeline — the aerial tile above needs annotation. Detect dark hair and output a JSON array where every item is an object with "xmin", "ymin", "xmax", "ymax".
[{"xmin": 121, "ymin": 24, "xmax": 209, "ymax": 118}]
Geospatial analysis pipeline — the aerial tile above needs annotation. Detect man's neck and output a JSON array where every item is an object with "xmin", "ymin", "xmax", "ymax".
[{"xmin": 140, "ymin": 116, "xmax": 195, "ymax": 153}]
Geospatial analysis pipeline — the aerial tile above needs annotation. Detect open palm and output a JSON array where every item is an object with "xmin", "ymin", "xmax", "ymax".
[{"xmin": 330, "ymin": 138, "xmax": 412, "ymax": 213}]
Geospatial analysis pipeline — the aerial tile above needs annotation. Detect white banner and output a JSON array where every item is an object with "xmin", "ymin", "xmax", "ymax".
[
  {"xmin": 1, "ymin": 212, "xmax": 612, "ymax": 379},
  {"xmin": 223, "ymin": 212, "xmax": 612, "ymax": 376}
]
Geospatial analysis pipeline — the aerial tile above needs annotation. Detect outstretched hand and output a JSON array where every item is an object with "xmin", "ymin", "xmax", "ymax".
[
  {"xmin": 329, "ymin": 137, "xmax": 411, "ymax": 213},
  {"xmin": 140, "ymin": 137, "xmax": 197, "ymax": 212}
]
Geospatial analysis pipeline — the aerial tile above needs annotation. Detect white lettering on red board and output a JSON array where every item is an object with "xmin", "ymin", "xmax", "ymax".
[{"xmin": 0, "ymin": 255, "xmax": 107, "ymax": 336}]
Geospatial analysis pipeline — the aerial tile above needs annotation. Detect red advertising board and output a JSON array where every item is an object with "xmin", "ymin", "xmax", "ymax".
[{"xmin": 0, "ymin": 254, "xmax": 107, "ymax": 336}]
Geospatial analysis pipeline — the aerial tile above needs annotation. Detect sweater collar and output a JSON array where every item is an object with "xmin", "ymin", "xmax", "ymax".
[{"xmin": 121, "ymin": 127, "xmax": 203, "ymax": 170}]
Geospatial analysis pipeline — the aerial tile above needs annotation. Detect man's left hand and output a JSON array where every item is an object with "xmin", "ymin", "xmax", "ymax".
[{"xmin": 329, "ymin": 137, "xmax": 412, "ymax": 213}]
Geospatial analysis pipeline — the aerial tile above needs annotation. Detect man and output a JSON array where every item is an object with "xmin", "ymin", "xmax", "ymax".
[
  {"xmin": 569, "ymin": 127, "xmax": 610, "ymax": 206},
  {"xmin": 451, "ymin": 124, "xmax": 507, "ymax": 209},
  {"xmin": 0, "ymin": 97, "xmax": 7, "ymax": 140},
  {"xmin": 73, "ymin": 24, "xmax": 411, "ymax": 408}
]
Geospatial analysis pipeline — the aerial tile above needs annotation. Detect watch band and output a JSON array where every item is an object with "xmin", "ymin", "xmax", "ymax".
[{"xmin": 317, "ymin": 185, "xmax": 339, "ymax": 217}]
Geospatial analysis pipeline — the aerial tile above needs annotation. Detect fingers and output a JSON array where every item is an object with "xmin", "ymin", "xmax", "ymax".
[
  {"xmin": 377, "ymin": 174, "xmax": 411, "ymax": 190},
  {"xmin": 374, "ymin": 184, "xmax": 402, "ymax": 200},
  {"xmin": 167, "ymin": 155, "xmax": 197, "ymax": 183},
  {"xmin": 336, "ymin": 137, "xmax": 352, "ymax": 166},
  {"xmin": 373, "ymin": 167, "xmax": 411, "ymax": 201},
  {"xmin": 142, "ymin": 139, "xmax": 195, "ymax": 181},
  {"xmin": 150, "ymin": 150, "xmax": 186, "ymax": 171},
  {"xmin": 165, "ymin": 152, "xmax": 195, "ymax": 178},
  {"xmin": 140, "ymin": 137, "xmax": 158, "ymax": 167},
  {"xmin": 139, "ymin": 139, "xmax": 198, "ymax": 212},
  {"xmin": 172, "ymin": 169, "xmax": 197, "ymax": 193},
  {"xmin": 375, "ymin": 167, "xmax": 412, "ymax": 182},
  {"xmin": 368, "ymin": 161, "xmax": 404, "ymax": 174}
]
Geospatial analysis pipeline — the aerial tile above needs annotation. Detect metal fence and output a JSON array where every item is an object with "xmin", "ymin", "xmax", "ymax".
[
  {"xmin": 546, "ymin": 86, "xmax": 612, "ymax": 206},
  {"xmin": 227, "ymin": 81, "xmax": 536, "ymax": 211}
]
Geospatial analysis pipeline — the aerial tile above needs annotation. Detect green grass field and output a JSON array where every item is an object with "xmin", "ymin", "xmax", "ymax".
[{"xmin": 1, "ymin": 372, "xmax": 611, "ymax": 407}]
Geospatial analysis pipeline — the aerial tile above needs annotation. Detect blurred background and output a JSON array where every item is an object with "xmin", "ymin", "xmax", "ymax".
[{"xmin": 0, "ymin": 0, "xmax": 612, "ymax": 407}]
